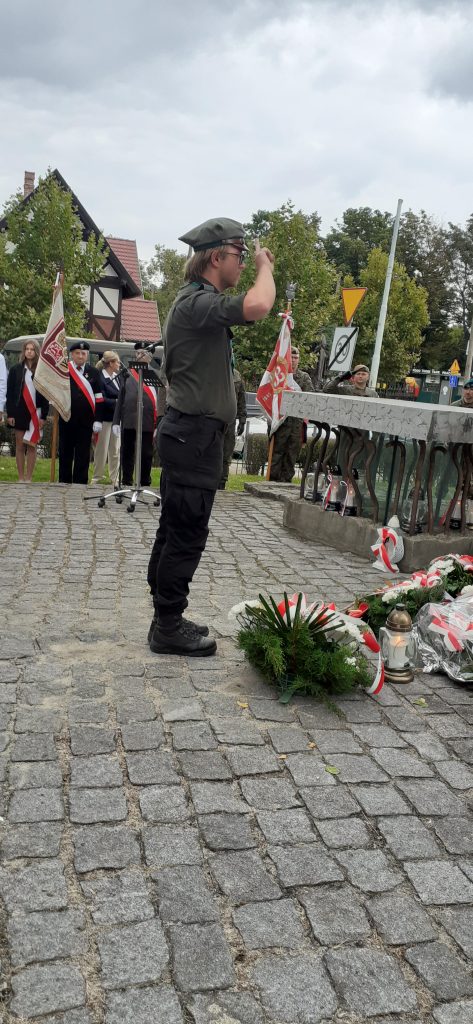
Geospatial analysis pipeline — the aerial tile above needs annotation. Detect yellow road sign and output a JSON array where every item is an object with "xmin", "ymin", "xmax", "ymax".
[
  {"xmin": 341, "ymin": 287, "xmax": 367, "ymax": 325},
  {"xmin": 449, "ymin": 359, "xmax": 461, "ymax": 374}
]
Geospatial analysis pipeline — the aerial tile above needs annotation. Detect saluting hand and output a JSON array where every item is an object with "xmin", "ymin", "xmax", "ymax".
[{"xmin": 254, "ymin": 237, "xmax": 275, "ymax": 271}]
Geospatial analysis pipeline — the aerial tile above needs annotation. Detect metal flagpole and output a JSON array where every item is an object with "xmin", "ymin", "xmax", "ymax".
[
  {"xmin": 49, "ymin": 270, "xmax": 63, "ymax": 483},
  {"xmin": 369, "ymin": 199, "xmax": 403, "ymax": 390}
]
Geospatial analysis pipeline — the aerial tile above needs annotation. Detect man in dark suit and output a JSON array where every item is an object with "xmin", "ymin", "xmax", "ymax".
[{"xmin": 58, "ymin": 341, "xmax": 104, "ymax": 484}]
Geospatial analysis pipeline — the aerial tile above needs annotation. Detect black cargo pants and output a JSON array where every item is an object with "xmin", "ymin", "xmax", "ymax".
[{"xmin": 147, "ymin": 407, "xmax": 225, "ymax": 622}]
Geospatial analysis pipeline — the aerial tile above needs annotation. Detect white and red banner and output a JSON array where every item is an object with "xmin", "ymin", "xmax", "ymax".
[
  {"xmin": 22, "ymin": 369, "xmax": 42, "ymax": 446},
  {"xmin": 34, "ymin": 275, "xmax": 71, "ymax": 422},
  {"xmin": 256, "ymin": 311, "xmax": 300, "ymax": 436}
]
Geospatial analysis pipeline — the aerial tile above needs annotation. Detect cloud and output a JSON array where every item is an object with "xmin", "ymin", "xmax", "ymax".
[{"xmin": 1, "ymin": 0, "xmax": 473, "ymax": 260}]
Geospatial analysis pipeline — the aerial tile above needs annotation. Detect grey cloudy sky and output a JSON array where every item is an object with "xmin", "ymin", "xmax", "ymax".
[{"xmin": 0, "ymin": 0, "xmax": 471, "ymax": 260}]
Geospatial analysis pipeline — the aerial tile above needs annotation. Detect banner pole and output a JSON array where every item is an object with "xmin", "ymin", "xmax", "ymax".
[
  {"xmin": 266, "ymin": 435, "xmax": 275, "ymax": 480},
  {"xmin": 50, "ymin": 409, "xmax": 59, "ymax": 482}
]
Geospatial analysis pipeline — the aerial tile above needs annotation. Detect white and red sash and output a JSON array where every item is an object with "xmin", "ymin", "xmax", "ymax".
[
  {"xmin": 22, "ymin": 369, "xmax": 42, "ymax": 446},
  {"xmin": 69, "ymin": 362, "xmax": 101, "ymax": 415},
  {"xmin": 130, "ymin": 369, "xmax": 157, "ymax": 428}
]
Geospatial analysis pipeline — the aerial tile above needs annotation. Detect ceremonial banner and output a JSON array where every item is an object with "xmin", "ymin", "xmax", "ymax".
[
  {"xmin": 34, "ymin": 275, "xmax": 71, "ymax": 421},
  {"xmin": 256, "ymin": 311, "xmax": 300, "ymax": 436}
]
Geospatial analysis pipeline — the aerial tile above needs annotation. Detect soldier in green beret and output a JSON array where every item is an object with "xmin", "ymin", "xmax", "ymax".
[{"xmin": 147, "ymin": 217, "xmax": 275, "ymax": 656}]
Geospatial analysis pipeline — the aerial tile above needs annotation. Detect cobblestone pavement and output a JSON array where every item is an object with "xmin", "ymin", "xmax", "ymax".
[{"xmin": 0, "ymin": 482, "xmax": 472, "ymax": 1024}]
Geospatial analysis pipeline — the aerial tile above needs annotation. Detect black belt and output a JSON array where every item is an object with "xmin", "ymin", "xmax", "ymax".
[{"xmin": 165, "ymin": 406, "xmax": 226, "ymax": 431}]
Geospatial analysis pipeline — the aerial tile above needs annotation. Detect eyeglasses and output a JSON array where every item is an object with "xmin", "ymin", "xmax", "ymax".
[{"xmin": 223, "ymin": 249, "xmax": 247, "ymax": 266}]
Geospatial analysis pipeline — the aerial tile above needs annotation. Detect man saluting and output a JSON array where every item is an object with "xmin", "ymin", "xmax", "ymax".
[
  {"xmin": 59, "ymin": 341, "xmax": 103, "ymax": 484},
  {"xmin": 147, "ymin": 218, "xmax": 275, "ymax": 657}
]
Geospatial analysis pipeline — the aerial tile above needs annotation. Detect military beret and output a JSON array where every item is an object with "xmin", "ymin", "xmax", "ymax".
[
  {"xmin": 353, "ymin": 364, "xmax": 369, "ymax": 373},
  {"xmin": 463, "ymin": 378, "xmax": 473, "ymax": 388},
  {"xmin": 69, "ymin": 341, "xmax": 90, "ymax": 352},
  {"xmin": 179, "ymin": 217, "xmax": 247, "ymax": 252}
]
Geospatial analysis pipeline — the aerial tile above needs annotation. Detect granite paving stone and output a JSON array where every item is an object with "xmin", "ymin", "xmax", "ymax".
[
  {"xmin": 81, "ymin": 870, "xmax": 154, "ymax": 924},
  {"xmin": 211, "ymin": 717, "xmax": 264, "ymax": 745},
  {"xmin": 11, "ymin": 732, "xmax": 57, "ymax": 761},
  {"xmin": 396, "ymin": 779, "xmax": 467, "ymax": 815},
  {"xmin": 8, "ymin": 786, "xmax": 64, "ymax": 822},
  {"xmin": 105, "ymin": 986, "xmax": 184, "ymax": 1024},
  {"xmin": 162, "ymin": 699, "xmax": 204, "ymax": 722},
  {"xmin": 97, "ymin": 919, "xmax": 169, "ymax": 989},
  {"xmin": 197, "ymin": 812, "xmax": 256, "ymax": 850},
  {"xmin": 256, "ymin": 807, "xmax": 317, "ymax": 844},
  {"xmin": 40, "ymin": 1012, "xmax": 92, "ymax": 1024},
  {"xmin": 367, "ymin": 892, "xmax": 438, "ymax": 944},
  {"xmin": 371, "ymin": 747, "xmax": 435, "ymax": 777},
  {"xmin": 139, "ymin": 784, "xmax": 190, "ymax": 822},
  {"xmin": 323, "ymin": 753, "xmax": 389, "ymax": 783},
  {"xmin": 233, "ymin": 897, "xmax": 305, "ymax": 948},
  {"xmin": 69, "ymin": 787, "xmax": 127, "ymax": 823},
  {"xmin": 350, "ymin": 783, "xmax": 412, "ymax": 815},
  {"xmin": 224, "ymin": 743, "xmax": 282, "ymax": 775},
  {"xmin": 377, "ymin": 815, "xmax": 441, "ymax": 858},
  {"xmin": 8, "ymin": 909, "xmax": 88, "ymax": 966},
  {"xmin": 300, "ymin": 786, "xmax": 360, "ymax": 818},
  {"xmin": 434, "ymin": 907, "xmax": 473, "ymax": 958},
  {"xmin": 69, "ymin": 725, "xmax": 116, "ymax": 755},
  {"xmin": 239, "ymin": 776, "xmax": 301, "ymax": 808},
  {"xmin": 285, "ymin": 752, "xmax": 337, "ymax": 786},
  {"xmin": 116, "ymin": 697, "xmax": 156, "ymax": 722},
  {"xmin": 251, "ymin": 953, "xmax": 337, "ymax": 1023},
  {"xmin": 15, "ymin": 709, "xmax": 64, "ymax": 734},
  {"xmin": 154, "ymin": 865, "xmax": 219, "ymax": 923},
  {"xmin": 0, "ymin": 859, "xmax": 68, "ymax": 912},
  {"xmin": 248, "ymin": 698, "xmax": 295, "ymax": 722},
  {"xmin": 351, "ymin": 724, "xmax": 408, "ymax": 747},
  {"xmin": 299, "ymin": 884, "xmax": 371, "ymax": 944},
  {"xmin": 190, "ymin": 781, "xmax": 247, "ymax": 814},
  {"xmin": 177, "ymin": 750, "xmax": 232, "ymax": 780},
  {"xmin": 405, "ymin": 941, "xmax": 473, "ymax": 1000},
  {"xmin": 143, "ymin": 824, "xmax": 202, "ymax": 866},
  {"xmin": 404, "ymin": 860, "xmax": 473, "ymax": 904},
  {"xmin": 268, "ymin": 725, "xmax": 311, "ymax": 752},
  {"xmin": 170, "ymin": 922, "xmax": 235, "ymax": 992},
  {"xmin": 310, "ymin": 729, "xmax": 363, "ymax": 753},
  {"xmin": 1, "ymin": 822, "xmax": 62, "ymax": 859},
  {"xmin": 210, "ymin": 849, "xmax": 282, "ymax": 901},
  {"xmin": 325, "ymin": 947, "xmax": 417, "ymax": 1016},
  {"xmin": 435, "ymin": 760, "xmax": 473, "ymax": 789},
  {"xmin": 402, "ymin": 732, "xmax": 451, "ymax": 760},
  {"xmin": 187, "ymin": 991, "xmax": 264, "ymax": 1024},
  {"xmin": 171, "ymin": 721, "xmax": 218, "ymax": 749},
  {"xmin": 73, "ymin": 824, "xmax": 141, "ymax": 872},
  {"xmin": 336, "ymin": 700, "xmax": 383, "ymax": 723},
  {"xmin": 68, "ymin": 701, "xmax": 109, "ymax": 723},
  {"xmin": 433, "ymin": 1003, "xmax": 473, "ymax": 1024},
  {"xmin": 384, "ymin": 707, "xmax": 425, "ymax": 732},
  {"xmin": 120, "ymin": 721, "xmax": 165, "ymax": 750},
  {"xmin": 299, "ymin": 706, "xmax": 346, "ymax": 730},
  {"xmin": 335, "ymin": 850, "xmax": 403, "ymax": 892},
  {"xmin": 10, "ymin": 963, "xmax": 86, "ymax": 1018},
  {"xmin": 69, "ymin": 754, "xmax": 122, "ymax": 788},
  {"xmin": 449, "ymin": 738, "xmax": 473, "ymax": 763},
  {"xmin": 315, "ymin": 815, "xmax": 372, "ymax": 848},
  {"xmin": 126, "ymin": 750, "xmax": 180, "ymax": 785},
  {"xmin": 268, "ymin": 843, "xmax": 344, "ymax": 887},
  {"xmin": 427, "ymin": 714, "xmax": 472, "ymax": 738}
]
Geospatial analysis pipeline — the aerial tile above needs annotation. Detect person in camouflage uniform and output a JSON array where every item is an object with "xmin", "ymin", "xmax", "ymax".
[
  {"xmin": 452, "ymin": 378, "xmax": 473, "ymax": 409},
  {"xmin": 322, "ymin": 363, "xmax": 379, "ymax": 398},
  {"xmin": 269, "ymin": 347, "xmax": 314, "ymax": 482},
  {"xmin": 219, "ymin": 368, "xmax": 247, "ymax": 488}
]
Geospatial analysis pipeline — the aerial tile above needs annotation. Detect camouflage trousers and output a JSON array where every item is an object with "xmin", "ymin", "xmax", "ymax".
[{"xmin": 269, "ymin": 418, "xmax": 304, "ymax": 483}]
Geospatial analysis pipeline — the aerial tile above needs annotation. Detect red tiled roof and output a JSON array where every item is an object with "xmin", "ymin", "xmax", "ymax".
[
  {"xmin": 106, "ymin": 237, "xmax": 142, "ymax": 292},
  {"xmin": 121, "ymin": 298, "xmax": 162, "ymax": 343}
]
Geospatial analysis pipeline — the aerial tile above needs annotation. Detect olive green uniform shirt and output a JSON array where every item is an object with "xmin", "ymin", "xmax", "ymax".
[
  {"xmin": 451, "ymin": 398, "xmax": 473, "ymax": 408},
  {"xmin": 293, "ymin": 369, "xmax": 314, "ymax": 393},
  {"xmin": 323, "ymin": 379, "xmax": 378, "ymax": 398},
  {"xmin": 164, "ymin": 280, "xmax": 249, "ymax": 424}
]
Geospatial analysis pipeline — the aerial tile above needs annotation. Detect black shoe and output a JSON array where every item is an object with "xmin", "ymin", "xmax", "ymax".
[
  {"xmin": 150, "ymin": 619, "xmax": 217, "ymax": 657},
  {"xmin": 147, "ymin": 616, "xmax": 209, "ymax": 643}
]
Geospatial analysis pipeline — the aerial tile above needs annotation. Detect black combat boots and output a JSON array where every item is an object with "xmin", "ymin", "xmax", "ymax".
[
  {"xmin": 147, "ymin": 616, "xmax": 209, "ymax": 644},
  {"xmin": 150, "ymin": 617, "xmax": 217, "ymax": 657}
]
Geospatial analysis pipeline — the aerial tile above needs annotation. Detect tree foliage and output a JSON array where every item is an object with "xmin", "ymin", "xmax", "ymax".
[
  {"xmin": 324, "ymin": 207, "xmax": 393, "ymax": 282},
  {"xmin": 0, "ymin": 174, "xmax": 107, "ymax": 340},
  {"xmin": 352, "ymin": 249, "xmax": 429, "ymax": 379},
  {"xmin": 234, "ymin": 201, "xmax": 338, "ymax": 380},
  {"xmin": 446, "ymin": 216, "xmax": 473, "ymax": 349},
  {"xmin": 141, "ymin": 244, "xmax": 186, "ymax": 326}
]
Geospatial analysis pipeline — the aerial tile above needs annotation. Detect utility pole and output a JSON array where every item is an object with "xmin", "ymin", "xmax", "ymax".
[
  {"xmin": 369, "ymin": 198, "xmax": 403, "ymax": 389},
  {"xmin": 464, "ymin": 310, "xmax": 473, "ymax": 381}
]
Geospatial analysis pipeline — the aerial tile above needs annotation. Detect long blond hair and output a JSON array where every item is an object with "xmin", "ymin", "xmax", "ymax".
[{"xmin": 97, "ymin": 350, "xmax": 120, "ymax": 371}]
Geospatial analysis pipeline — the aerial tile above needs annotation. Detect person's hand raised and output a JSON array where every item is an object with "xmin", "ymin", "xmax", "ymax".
[{"xmin": 254, "ymin": 237, "xmax": 275, "ymax": 271}]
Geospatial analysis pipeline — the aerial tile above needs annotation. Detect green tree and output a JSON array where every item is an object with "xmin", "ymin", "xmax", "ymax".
[
  {"xmin": 446, "ymin": 216, "xmax": 473, "ymax": 353},
  {"xmin": 234, "ymin": 201, "xmax": 338, "ymax": 381},
  {"xmin": 324, "ymin": 207, "xmax": 393, "ymax": 282},
  {"xmin": 353, "ymin": 249, "xmax": 429, "ymax": 380},
  {"xmin": 0, "ymin": 173, "xmax": 107, "ymax": 340},
  {"xmin": 141, "ymin": 244, "xmax": 186, "ymax": 324},
  {"xmin": 397, "ymin": 210, "xmax": 453, "ymax": 369}
]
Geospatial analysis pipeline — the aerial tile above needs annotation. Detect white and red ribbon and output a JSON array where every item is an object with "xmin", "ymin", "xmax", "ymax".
[
  {"xmin": 22, "ymin": 370, "xmax": 42, "ymax": 445},
  {"xmin": 371, "ymin": 520, "xmax": 404, "ymax": 574},
  {"xmin": 69, "ymin": 362, "xmax": 97, "ymax": 414},
  {"xmin": 129, "ymin": 369, "xmax": 158, "ymax": 428},
  {"xmin": 362, "ymin": 629, "xmax": 385, "ymax": 694}
]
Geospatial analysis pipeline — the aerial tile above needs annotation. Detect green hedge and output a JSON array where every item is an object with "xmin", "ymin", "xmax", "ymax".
[{"xmin": 245, "ymin": 433, "xmax": 268, "ymax": 475}]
